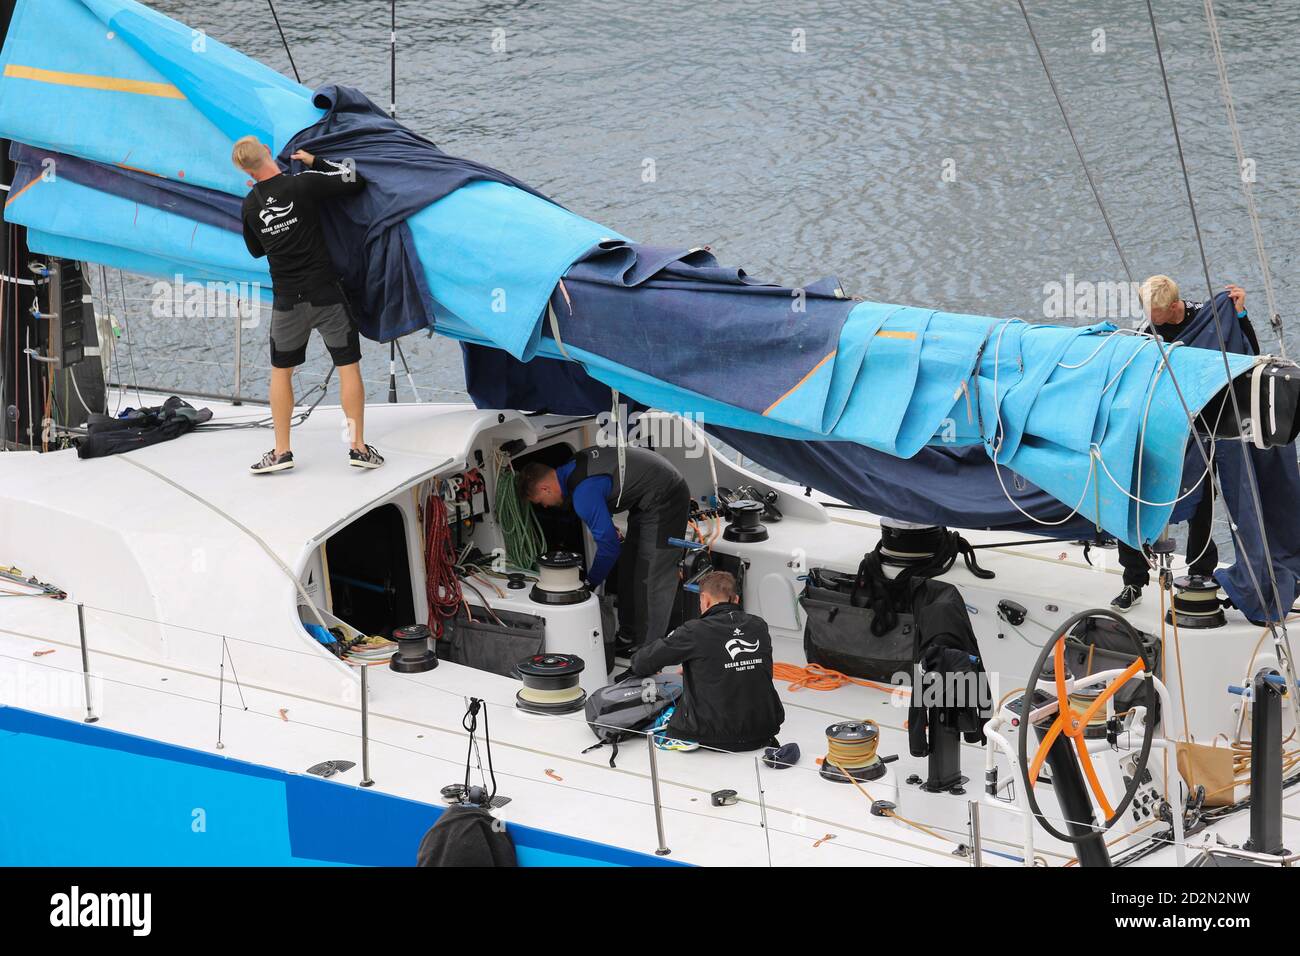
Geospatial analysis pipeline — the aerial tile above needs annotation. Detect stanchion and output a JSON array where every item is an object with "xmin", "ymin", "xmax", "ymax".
[
  {"xmin": 359, "ymin": 664, "xmax": 374, "ymax": 787},
  {"xmin": 76, "ymin": 603, "xmax": 98, "ymax": 723},
  {"xmin": 646, "ymin": 733, "xmax": 670, "ymax": 856}
]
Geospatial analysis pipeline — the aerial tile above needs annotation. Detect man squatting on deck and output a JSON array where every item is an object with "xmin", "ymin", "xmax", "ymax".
[
  {"xmin": 1110, "ymin": 274, "xmax": 1258, "ymax": 613},
  {"xmin": 231, "ymin": 136, "xmax": 384, "ymax": 475},
  {"xmin": 627, "ymin": 570, "xmax": 785, "ymax": 753}
]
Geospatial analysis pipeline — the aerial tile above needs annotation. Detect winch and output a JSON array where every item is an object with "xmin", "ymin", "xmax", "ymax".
[
  {"xmin": 389, "ymin": 623, "xmax": 438, "ymax": 673},
  {"xmin": 723, "ymin": 499, "xmax": 768, "ymax": 543},
  {"xmin": 878, "ymin": 519, "xmax": 946, "ymax": 568},
  {"xmin": 875, "ymin": 517, "xmax": 994, "ymax": 580},
  {"xmin": 530, "ymin": 551, "xmax": 590, "ymax": 606},
  {"xmin": 1165, "ymin": 575, "xmax": 1226, "ymax": 628},
  {"xmin": 819, "ymin": 719, "xmax": 887, "ymax": 783},
  {"xmin": 1066, "ymin": 683, "xmax": 1111, "ymax": 739},
  {"xmin": 515, "ymin": 653, "xmax": 587, "ymax": 714}
]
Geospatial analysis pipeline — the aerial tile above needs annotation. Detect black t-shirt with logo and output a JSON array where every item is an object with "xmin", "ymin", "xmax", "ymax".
[{"xmin": 240, "ymin": 158, "xmax": 365, "ymax": 304}]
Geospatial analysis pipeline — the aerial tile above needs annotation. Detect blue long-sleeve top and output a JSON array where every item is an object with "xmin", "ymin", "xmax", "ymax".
[{"xmin": 555, "ymin": 460, "xmax": 621, "ymax": 586}]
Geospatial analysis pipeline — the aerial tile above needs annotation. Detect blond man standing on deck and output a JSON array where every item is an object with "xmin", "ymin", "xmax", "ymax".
[
  {"xmin": 231, "ymin": 135, "xmax": 383, "ymax": 474},
  {"xmin": 1110, "ymin": 274, "xmax": 1256, "ymax": 612}
]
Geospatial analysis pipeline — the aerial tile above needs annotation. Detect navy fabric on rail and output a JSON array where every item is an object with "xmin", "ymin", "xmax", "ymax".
[
  {"xmin": 283, "ymin": 86, "xmax": 559, "ymax": 342},
  {"xmin": 1175, "ymin": 293, "xmax": 1300, "ymax": 622},
  {"xmin": 554, "ymin": 243, "xmax": 855, "ymax": 417},
  {"xmin": 459, "ymin": 343, "xmax": 1198, "ymax": 540},
  {"xmin": 9, "ymin": 143, "xmax": 243, "ymax": 233}
]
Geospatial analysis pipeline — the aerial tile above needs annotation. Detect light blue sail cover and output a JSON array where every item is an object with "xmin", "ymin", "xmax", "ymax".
[{"xmin": 0, "ymin": 0, "xmax": 1255, "ymax": 547}]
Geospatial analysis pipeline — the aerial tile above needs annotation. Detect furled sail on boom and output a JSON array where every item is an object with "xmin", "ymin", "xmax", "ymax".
[{"xmin": 0, "ymin": 0, "xmax": 1275, "ymax": 567}]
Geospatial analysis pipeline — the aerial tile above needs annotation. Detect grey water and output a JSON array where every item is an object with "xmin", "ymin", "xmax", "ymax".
[{"xmin": 113, "ymin": 1, "xmax": 1299, "ymax": 555}]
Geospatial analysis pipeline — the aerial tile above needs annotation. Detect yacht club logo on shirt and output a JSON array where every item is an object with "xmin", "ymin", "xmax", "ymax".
[
  {"xmin": 258, "ymin": 199, "xmax": 296, "ymax": 229},
  {"xmin": 725, "ymin": 631, "xmax": 761, "ymax": 660}
]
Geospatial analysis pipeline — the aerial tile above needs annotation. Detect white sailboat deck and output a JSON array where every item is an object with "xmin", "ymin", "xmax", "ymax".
[{"xmin": 1, "ymin": 393, "xmax": 1293, "ymax": 866}]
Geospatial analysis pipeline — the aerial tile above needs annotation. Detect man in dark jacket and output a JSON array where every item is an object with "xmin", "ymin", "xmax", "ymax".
[
  {"xmin": 523, "ymin": 444, "xmax": 690, "ymax": 653},
  {"xmin": 627, "ymin": 571, "xmax": 784, "ymax": 752},
  {"xmin": 1112, "ymin": 275, "xmax": 1256, "ymax": 611}
]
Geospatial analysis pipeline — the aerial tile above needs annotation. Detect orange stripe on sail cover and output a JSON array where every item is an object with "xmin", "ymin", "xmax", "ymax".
[
  {"xmin": 4, "ymin": 64, "xmax": 184, "ymax": 99},
  {"xmin": 763, "ymin": 350, "xmax": 837, "ymax": 416}
]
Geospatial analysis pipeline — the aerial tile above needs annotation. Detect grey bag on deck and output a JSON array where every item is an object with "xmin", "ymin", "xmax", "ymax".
[
  {"xmin": 582, "ymin": 673, "xmax": 683, "ymax": 767},
  {"xmin": 799, "ymin": 568, "xmax": 915, "ymax": 684},
  {"xmin": 439, "ymin": 608, "xmax": 545, "ymax": 679}
]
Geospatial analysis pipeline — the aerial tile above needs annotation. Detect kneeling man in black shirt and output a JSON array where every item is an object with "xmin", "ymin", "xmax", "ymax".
[{"xmin": 629, "ymin": 571, "xmax": 784, "ymax": 752}]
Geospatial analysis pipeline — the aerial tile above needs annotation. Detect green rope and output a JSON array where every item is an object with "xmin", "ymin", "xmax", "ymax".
[{"xmin": 494, "ymin": 458, "xmax": 547, "ymax": 571}]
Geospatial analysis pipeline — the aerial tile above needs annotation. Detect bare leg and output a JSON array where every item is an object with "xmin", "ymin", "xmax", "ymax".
[
  {"xmin": 338, "ymin": 362, "xmax": 366, "ymax": 450},
  {"xmin": 270, "ymin": 366, "xmax": 294, "ymax": 455}
]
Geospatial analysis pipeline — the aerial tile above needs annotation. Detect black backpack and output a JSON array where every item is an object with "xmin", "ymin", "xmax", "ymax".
[{"xmin": 582, "ymin": 673, "xmax": 683, "ymax": 767}]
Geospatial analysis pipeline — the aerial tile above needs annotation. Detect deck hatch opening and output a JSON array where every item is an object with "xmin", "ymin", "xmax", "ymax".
[{"xmin": 324, "ymin": 503, "xmax": 416, "ymax": 639}]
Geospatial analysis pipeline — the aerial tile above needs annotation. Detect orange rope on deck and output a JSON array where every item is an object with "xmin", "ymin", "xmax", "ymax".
[{"xmin": 774, "ymin": 662, "xmax": 910, "ymax": 697}]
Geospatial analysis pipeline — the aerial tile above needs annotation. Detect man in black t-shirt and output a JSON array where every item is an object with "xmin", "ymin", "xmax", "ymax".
[{"xmin": 233, "ymin": 135, "xmax": 383, "ymax": 474}]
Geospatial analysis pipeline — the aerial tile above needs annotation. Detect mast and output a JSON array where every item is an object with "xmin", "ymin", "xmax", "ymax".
[
  {"xmin": 386, "ymin": 0, "xmax": 397, "ymax": 404},
  {"xmin": 0, "ymin": 0, "xmax": 104, "ymax": 450},
  {"xmin": 0, "ymin": 0, "xmax": 35, "ymax": 449}
]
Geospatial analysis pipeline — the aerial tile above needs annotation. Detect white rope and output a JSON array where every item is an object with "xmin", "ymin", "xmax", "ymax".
[
  {"xmin": 612, "ymin": 389, "xmax": 626, "ymax": 509},
  {"xmin": 986, "ymin": 318, "xmax": 1097, "ymax": 526},
  {"xmin": 117, "ymin": 456, "xmax": 330, "ymax": 631}
]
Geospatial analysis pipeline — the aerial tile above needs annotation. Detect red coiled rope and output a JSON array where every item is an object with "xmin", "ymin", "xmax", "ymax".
[{"xmin": 424, "ymin": 494, "xmax": 462, "ymax": 637}]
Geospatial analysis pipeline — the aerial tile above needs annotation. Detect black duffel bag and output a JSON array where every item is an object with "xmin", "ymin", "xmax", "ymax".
[
  {"xmin": 798, "ymin": 567, "xmax": 916, "ymax": 684},
  {"xmin": 440, "ymin": 607, "xmax": 545, "ymax": 679}
]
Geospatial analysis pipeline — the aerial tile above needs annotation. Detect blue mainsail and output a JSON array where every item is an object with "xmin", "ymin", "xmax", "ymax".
[{"xmin": 0, "ymin": 0, "xmax": 1262, "ymax": 559}]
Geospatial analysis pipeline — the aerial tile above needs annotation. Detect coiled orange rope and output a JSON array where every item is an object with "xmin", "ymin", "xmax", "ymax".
[{"xmin": 773, "ymin": 662, "xmax": 910, "ymax": 697}]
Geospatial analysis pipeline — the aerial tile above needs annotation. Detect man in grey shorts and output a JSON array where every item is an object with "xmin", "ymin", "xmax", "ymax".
[{"xmin": 234, "ymin": 135, "xmax": 384, "ymax": 474}]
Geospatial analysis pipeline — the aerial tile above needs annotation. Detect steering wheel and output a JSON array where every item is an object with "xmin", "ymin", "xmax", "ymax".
[{"xmin": 1015, "ymin": 608, "xmax": 1158, "ymax": 845}]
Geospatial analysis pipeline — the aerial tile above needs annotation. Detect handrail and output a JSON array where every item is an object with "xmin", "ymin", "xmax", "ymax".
[{"xmin": 1192, "ymin": 838, "xmax": 1300, "ymax": 866}]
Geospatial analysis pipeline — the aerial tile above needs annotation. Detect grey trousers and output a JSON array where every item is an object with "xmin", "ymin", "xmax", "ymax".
[{"xmin": 615, "ymin": 477, "xmax": 691, "ymax": 648}]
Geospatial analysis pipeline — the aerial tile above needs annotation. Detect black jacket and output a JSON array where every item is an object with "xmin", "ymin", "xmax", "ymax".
[
  {"xmin": 416, "ymin": 805, "xmax": 516, "ymax": 867},
  {"xmin": 628, "ymin": 602, "xmax": 784, "ymax": 751}
]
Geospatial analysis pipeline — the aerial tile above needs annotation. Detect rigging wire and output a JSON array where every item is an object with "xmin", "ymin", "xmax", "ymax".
[
  {"xmin": 1202, "ymin": 0, "xmax": 1285, "ymax": 357},
  {"xmin": 1142, "ymin": 0, "xmax": 1291, "ymax": 627},
  {"xmin": 114, "ymin": 268, "xmax": 142, "ymax": 411},
  {"xmin": 265, "ymin": 0, "xmax": 301, "ymax": 83},
  {"xmin": 1015, "ymin": 0, "xmax": 1133, "ymax": 286},
  {"xmin": 1010, "ymin": 0, "xmax": 1279, "ymax": 632}
]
